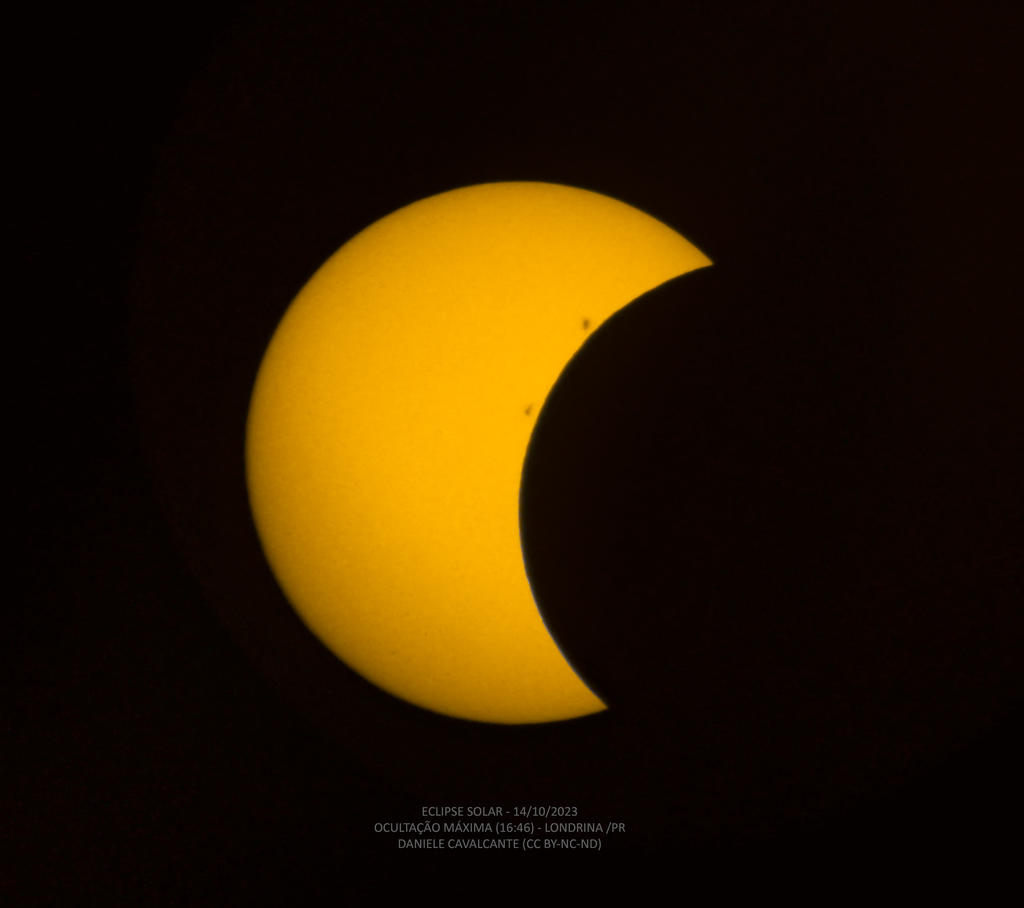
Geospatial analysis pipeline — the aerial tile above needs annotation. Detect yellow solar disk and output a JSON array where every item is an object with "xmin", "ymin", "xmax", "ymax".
[{"xmin": 246, "ymin": 182, "xmax": 710, "ymax": 723}]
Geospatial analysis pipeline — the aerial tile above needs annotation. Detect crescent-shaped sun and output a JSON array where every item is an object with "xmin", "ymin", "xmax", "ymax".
[{"xmin": 245, "ymin": 182, "xmax": 710, "ymax": 723}]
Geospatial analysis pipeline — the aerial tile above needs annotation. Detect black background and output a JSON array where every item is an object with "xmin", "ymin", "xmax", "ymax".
[{"xmin": 9, "ymin": 0, "xmax": 1024, "ymax": 900}]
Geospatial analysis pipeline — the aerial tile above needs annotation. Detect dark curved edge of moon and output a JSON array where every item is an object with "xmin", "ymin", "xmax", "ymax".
[{"xmin": 522, "ymin": 257, "xmax": 1024, "ymax": 834}]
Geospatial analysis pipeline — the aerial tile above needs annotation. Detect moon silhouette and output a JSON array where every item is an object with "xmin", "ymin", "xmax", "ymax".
[{"xmin": 245, "ymin": 181, "xmax": 710, "ymax": 723}]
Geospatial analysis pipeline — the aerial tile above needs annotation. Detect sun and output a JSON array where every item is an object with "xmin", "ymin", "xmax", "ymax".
[{"xmin": 246, "ymin": 182, "xmax": 710, "ymax": 723}]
